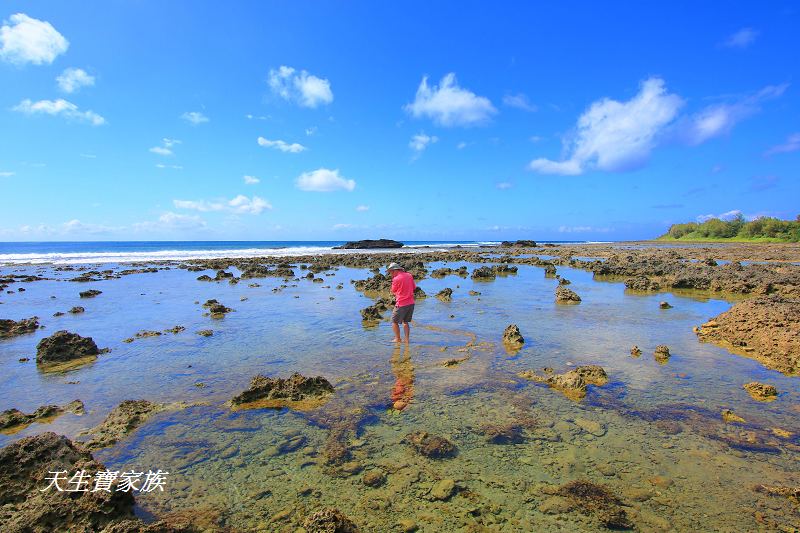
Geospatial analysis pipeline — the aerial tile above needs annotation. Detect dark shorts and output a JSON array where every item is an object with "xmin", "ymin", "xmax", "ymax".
[{"xmin": 392, "ymin": 304, "xmax": 415, "ymax": 324}]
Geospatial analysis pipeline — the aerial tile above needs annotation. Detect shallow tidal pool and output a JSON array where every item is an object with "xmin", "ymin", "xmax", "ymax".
[{"xmin": 1, "ymin": 259, "xmax": 799, "ymax": 531}]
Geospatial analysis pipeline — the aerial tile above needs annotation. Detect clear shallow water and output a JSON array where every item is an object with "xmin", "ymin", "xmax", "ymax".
[{"xmin": 1, "ymin": 260, "xmax": 798, "ymax": 531}]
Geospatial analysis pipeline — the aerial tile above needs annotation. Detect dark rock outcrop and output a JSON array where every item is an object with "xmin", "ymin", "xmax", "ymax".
[
  {"xmin": 335, "ymin": 239, "xmax": 403, "ymax": 249},
  {"xmin": 743, "ymin": 382, "xmax": 778, "ymax": 402},
  {"xmin": 502, "ymin": 324, "xmax": 524, "ymax": 348},
  {"xmin": 0, "ymin": 317, "xmax": 40, "ymax": 339},
  {"xmin": 79, "ymin": 289, "xmax": 102, "ymax": 298},
  {"xmin": 36, "ymin": 331, "xmax": 100, "ymax": 365},
  {"xmin": 201, "ymin": 299, "xmax": 233, "ymax": 319},
  {"xmin": 435, "ymin": 288, "xmax": 453, "ymax": 302},
  {"xmin": 0, "ymin": 400, "xmax": 84, "ymax": 432}
]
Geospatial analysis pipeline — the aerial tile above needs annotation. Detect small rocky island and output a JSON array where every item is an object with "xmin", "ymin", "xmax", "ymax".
[{"xmin": 334, "ymin": 239, "xmax": 404, "ymax": 249}]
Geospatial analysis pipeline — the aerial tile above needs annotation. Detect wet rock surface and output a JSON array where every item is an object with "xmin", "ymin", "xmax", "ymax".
[
  {"xmin": 36, "ymin": 330, "xmax": 101, "ymax": 365},
  {"xmin": 82, "ymin": 399, "xmax": 166, "ymax": 450},
  {"xmin": 0, "ymin": 400, "xmax": 83, "ymax": 432},
  {"xmin": 0, "ymin": 432, "xmax": 136, "ymax": 532},
  {"xmin": 0, "ymin": 317, "xmax": 40, "ymax": 339},
  {"xmin": 696, "ymin": 295, "xmax": 800, "ymax": 375},
  {"xmin": 519, "ymin": 365, "xmax": 608, "ymax": 401},
  {"xmin": 654, "ymin": 345, "xmax": 671, "ymax": 364},
  {"xmin": 360, "ymin": 299, "xmax": 389, "ymax": 323},
  {"xmin": 201, "ymin": 299, "xmax": 234, "ymax": 319},
  {"xmin": 79, "ymin": 289, "xmax": 102, "ymax": 298},
  {"xmin": 435, "ymin": 287, "xmax": 453, "ymax": 302},
  {"xmin": 231, "ymin": 373, "xmax": 334, "ymax": 407}
]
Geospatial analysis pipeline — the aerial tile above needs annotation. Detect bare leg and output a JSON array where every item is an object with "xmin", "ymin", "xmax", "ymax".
[
  {"xmin": 403, "ymin": 322, "xmax": 410, "ymax": 343},
  {"xmin": 392, "ymin": 322, "xmax": 401, "ymax": 342}
]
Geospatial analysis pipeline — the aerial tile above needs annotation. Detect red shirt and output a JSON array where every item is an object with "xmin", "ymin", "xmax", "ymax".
[{"xmin": 391, "ymin": 271, "xmax": 416, "ymax": 307}]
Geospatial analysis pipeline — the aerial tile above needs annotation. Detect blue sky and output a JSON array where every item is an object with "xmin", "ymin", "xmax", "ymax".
[{"xmin": 0, "ymin": 1, "xmax": 798, "ymax": 242}]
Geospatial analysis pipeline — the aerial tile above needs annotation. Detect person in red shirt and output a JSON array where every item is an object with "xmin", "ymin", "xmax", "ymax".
[{"xmin": 387, "ymin": 262, "xmax": 415, "ymax": 343}]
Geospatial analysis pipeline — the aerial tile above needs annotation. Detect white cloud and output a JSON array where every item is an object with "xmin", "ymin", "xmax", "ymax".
[
  {"xmin": 0, "ymin": 171, "xmax": 14, "ymax": 177},
  {"xmin": 257, "ymin": 136, "xmax": 307, "ymax": 153},
  {"xmin": 558, "ymin": 225, "xmax": 611, "ymax": 233},
  {"xmin": 173, "ymin": 195, "xmax": 271, "ymax": 215},
  {"xmin": 131, "ymin": 212, "xmax": 207, "ymax": 232},
  {"xmin": 332, "ymin": 223, "xmax": 354, "ymax": 230},
  {"xmin": 682, "ymin": 83, "xmax": 788, "ymax": 145},
  {"xmin": 404, "ymin": 73, "xmax": 497, "ymax": 127},
  {"xmin": 56, "ymin": 67, "xmax": 94, "ymax": 93},
  {"xmin": 722, "ymin": 28, "xmax": 758, "ymax": 49},
  {"xmin": 150, "ymin": 146, "xmax": 172, "ymax": 156},
  {"xmin": 409, "ymin": 132, "xmax": 438, "ymax": 154},
  {"xmin": 529, "ymin": 77, "xmax": 684, "ymax": 175},
  {"xmin": 243, "ymin": 175, "xmax": 260, "ymax": 185},
  {"xmin": 268, "ymin": 65, "xmax": 333, "ymax": 108},
  {"xmin": 228, "ymin": 194, "xmax": 271, "ymax": 214},
  {"xmin": 503, "ymin": 93, "xmax": 537, "ymax": 112},
  {"xmin": 155, "ymin": 163, "xmax": 182, "ymax": 170},
  {"xmin": 181, "ymin": 111, "xmax": 209, "ymax": 125},
  {"xmin": 765, "ymin": 133, "xmax": 800, "ymax": 156},
  {"xmin": 150, "ymin": 138, "xmax": 180, "ymax": 156},
  {"xmin": 496, "ymin": 182, "xmax": 513, "ymax": 190},
  {"xmin": 355, "ymin": 205, "xmax": 369, "ymax": 212},
  {"xmin": 296, "ymin": 168, "xmax": 355, "ymax": 192},
  {"xmin": 696, "ymin": 209, "xmax": 744, "ymax": 223},
  {"xmin": 0, "ymin": 13, "xmax": 68, "ymax": 65},
  {"xmin": 61, "ymin": 219, "xmax": 120, "ymax": 235},
  {"xmin": 305, "ymin": 126, "xmax": 317, "ymax": 136},
  {"xmin": 245, "ymin": 113, "xmax": 270, "ymax": 120},
  {"xmin": 12, "ymin": 98, "xmax": 105, "ymax": 126},
  {"xmin": 79, "ymin": 153, "xmax": 96, "ymax": 159},
  {"xmin": 456, "ymin": 141, "xmax": 468, "ymax": 149}
]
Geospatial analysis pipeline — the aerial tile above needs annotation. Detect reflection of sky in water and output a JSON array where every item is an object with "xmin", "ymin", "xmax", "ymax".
[{"xmin": 1, "ymin": 260, "xmax": 799, "ymax": 531}]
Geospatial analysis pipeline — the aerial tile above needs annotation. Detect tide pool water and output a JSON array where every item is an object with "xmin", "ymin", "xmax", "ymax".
[{"xmin": 1, "ymin": 259, "xmax": 798, "ymax": 531}]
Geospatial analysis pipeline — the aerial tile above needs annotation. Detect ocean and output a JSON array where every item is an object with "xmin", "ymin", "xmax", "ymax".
[{"xmin": 0, "ymin": 240, "xmax": 595, "ymax": 265}]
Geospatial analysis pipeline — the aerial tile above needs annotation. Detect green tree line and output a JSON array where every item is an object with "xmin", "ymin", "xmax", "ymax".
[{"xmin": 660, "ymin": 214, "xmax": 800, "ymax": 242}]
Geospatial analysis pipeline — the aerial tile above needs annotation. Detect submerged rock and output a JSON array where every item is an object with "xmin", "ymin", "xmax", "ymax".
[
  {"xmin": 555, "ymin": 286, "xmax": 581, "ymax": 303},
  {"xmin": 69, "ymin": 306, "xmax": 85, "ymax": 314},
  {"xmin": 519, "ymin": 365, "xmax": 608, "ymax": 401},
  {"xmin": 362, "ymin": 469, "xmax": 386, "ymax": 488},
  {"xmin": 302, "ymin": 507, "xmax": 359, "ymax": 532},
  {"xmin": 82, "ymin": 399, "xmax": 166, "ymax": 450},
  {"xmin": 430, "ymin": 479, "xmax": 456, "ymax": 501},
  {"xmin": 743, "ymin": 382, "xmax": 778, "ymax": 402},
  {"xmin": 231, "ymin": 373, "xmax": 334, "ymax": 407},
  {"xmin": 0, "ymin": 317, "xmax": 40, "ymax": 339},
  {"xmin": 721, "ymin": 409, "xmax": 745, "ymax": 424},
  {"xmin": 36, "ymin": 330, "xmax": 100, "ymax": 366},
  {"xmin": 403, "ymin": 431, "xmax": 457, "ymax": 459},
  {"xmin": 197, "ymin": 329, "xmax": 213, "ymax": 337},
  {"xmin": 556, "ymin": 479, "xmax": 633, "ymax": 529},
  {"xmin": 0, "ymin": 432, "xmax": 137, "ymax": 531}
]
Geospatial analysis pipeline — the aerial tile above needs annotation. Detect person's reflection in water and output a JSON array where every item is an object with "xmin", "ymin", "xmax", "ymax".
[{"xmin": 390, "ymin": 344, "xmax": 415, "ymax": 411}]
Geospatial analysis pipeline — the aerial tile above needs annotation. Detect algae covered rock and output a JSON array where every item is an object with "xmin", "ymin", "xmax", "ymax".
[
  {"xmin": 743, "ymin": 381, "xmax": 778, "ymax": 402},
  {"xmin": 502, "ymin": 324, "xmax": 524, "ymax": 350},
  {"xmin": 435, "ymin": 288, "xmax": 453, "ymax": 302},
  {"xmin": 302, "ymin": 507, "xmax": 359, "ymax": 532},
  {"xmin": 654, "ymin": 345, "xmax": 671, "ymax": 364},
  {"xmin": 0, "ymin": 317, "xmax": 41, "ymax": 339},
  {"xmin": 555, "ymin": 286, "xmax": 581, "ymax": 303},
  {"xmin": 519, "ymin": 365, "xmax": 608, "ymax": 401},
  {"xmin": 36, "ymin": 330, "xmax": 100, "ymax": 365},
  {"xmin": 556, "ymin": 479, "xmax": 633, "ymax": 529},
  {"xmin": 231, "ymin": 373, "xmax": 334, "ymax": 407},
  {"xmin": 403, "ymin": 431, "xmax": 457, "ymax": 459}
]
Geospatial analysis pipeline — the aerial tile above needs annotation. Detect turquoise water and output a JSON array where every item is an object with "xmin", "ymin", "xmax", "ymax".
[{"xmin": 1, "ymin": 259, "xmax": 798, "ymax": 531}]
